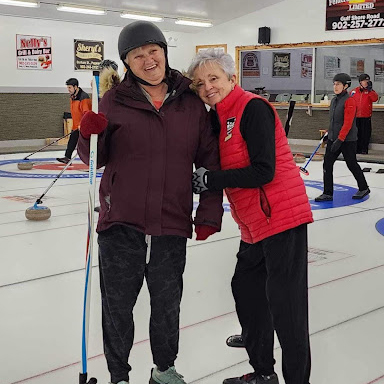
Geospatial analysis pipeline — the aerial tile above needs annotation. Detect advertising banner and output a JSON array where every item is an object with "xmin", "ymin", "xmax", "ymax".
[
  {"xmin": 74, "ymin": 39, "xmax": 104, "ymax": 71},
  {"xmin": 242, "ymin": 51, "xmax": 260, "ymax": 77},
  {"xmin": 324, "ymin": 56, "xmax": 341, "ymax": 79},
  {"xmin": 350, "ymin": 57, "xmax": 365, "ymax": 78},
  {"xmin": 16, "ymin": 34, "xmax": 52, "ymax": 70},
  {"xmin": 272, "ymin": 52, "xmax": 290, "ymax": 77},
  {"xmin": 374, "ymin": 60, "xmax": 384, "ymax": 81},
  {"xmin": 326, "ymin": 0, "xmax": 384, "ymax": 31},
  {"xmin": 301, "ymin": 54, "xmax": 313, "ymax": 78}
]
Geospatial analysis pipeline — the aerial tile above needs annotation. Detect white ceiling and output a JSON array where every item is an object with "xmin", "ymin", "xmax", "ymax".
[{"xmin": 0, "ymin": 0, "xmax": 285, "ymax": 32}]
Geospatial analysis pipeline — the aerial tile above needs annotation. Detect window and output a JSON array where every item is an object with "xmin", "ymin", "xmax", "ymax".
[
  {"xmin": 238, "ymin": 39, "xmax": 384, "ymax": 105},
  {"xmin": 240, "ymin": 48, "xmax": 313, "ymax": 103}
]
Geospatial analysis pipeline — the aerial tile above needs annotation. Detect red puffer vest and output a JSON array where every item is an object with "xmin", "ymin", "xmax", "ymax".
[{"xmin": 216, "ymin": 85, "xmax": 313, "ymax": 244}]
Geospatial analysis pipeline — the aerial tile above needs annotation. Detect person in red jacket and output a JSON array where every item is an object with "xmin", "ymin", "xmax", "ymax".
[
  {"xmin": 189, "ymin": 49, "xmax": 313, "ymax": 384},
  {"xmin": 57, "ymin": 78, "xmax": 91, "ymax": 164},
  {"xmin": 315, "ymin": 73, "xmax": 370, "ymax": 202},
  {"xmin": 77, "ymin": 21, "xmax": 223, "ymax": 384},
  {"xmin": 350, "ymin": 73, "xmax": 378, "ymax": 154}
]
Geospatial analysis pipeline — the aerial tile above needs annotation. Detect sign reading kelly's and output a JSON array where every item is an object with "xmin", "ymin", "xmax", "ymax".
[
  {"xmin": 16, "ymin": 35, "xmax": 52, "ymax": 70},
  {"xmin": 74, "ymin": 39, "xmax": 104, "ymax": 71},
  {"xmin": 326, "ymin": 0, "xmax": 384, "ymax": 31}
]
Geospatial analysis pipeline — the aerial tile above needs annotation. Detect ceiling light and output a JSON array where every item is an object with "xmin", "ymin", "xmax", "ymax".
[
  {"xmin": 0, "ymin": 0, "xmax": 39, "ymax": 7},
  {"xmin": 175, "ymin": 19, "xmax": 212, "ymax": 27},
  {"xmin": 57, "ymin": 4, "xmax": 106, "ymax": 15},
  {"xmin": 120, "ymin": 12, "xmax": 163, "ymax": 22}
]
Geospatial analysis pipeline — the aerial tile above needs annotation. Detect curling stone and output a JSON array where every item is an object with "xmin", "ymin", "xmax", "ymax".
[
  {"xmin": 17, "ymin": 162, "xmax": 34, "ymax": 170},
  {"xmin": 293, "ymin": 153, "xmax": 306, "ymax": 163},
  {"xmin": 312, "ymin": 152, "xmax": 324, "ymax": 161},
  {"xmin": 25, "ymin": 204, "xmax": 51, "ymax": 221}
]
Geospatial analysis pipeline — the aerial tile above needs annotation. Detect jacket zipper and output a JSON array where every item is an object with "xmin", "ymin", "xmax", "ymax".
[{"xmin": 260, "ymin": 187, "xmax": 271, "ymax": 223}]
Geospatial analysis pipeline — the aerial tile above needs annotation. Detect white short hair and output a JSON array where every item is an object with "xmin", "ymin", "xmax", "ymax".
[{"xmin": 188, "ymin": 49, "xmax": 235, "ymax": 80}]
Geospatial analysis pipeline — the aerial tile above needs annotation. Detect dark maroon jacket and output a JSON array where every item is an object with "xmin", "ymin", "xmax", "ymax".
[{"xmin": 78, "ymin": 70, "xmax": 223, "ymax": 238}]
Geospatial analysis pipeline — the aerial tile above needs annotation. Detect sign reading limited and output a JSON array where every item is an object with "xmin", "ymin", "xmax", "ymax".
[{"xmin": 326, "ymin": 0, "xmax": 384, "ymax": 31}]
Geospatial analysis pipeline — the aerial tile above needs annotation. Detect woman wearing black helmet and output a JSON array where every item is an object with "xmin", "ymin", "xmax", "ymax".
[
  {"xmin": 77, "ymin": 21, "xmax": 223, "ymax": 384},
  {"xmin": 315, "ymin": 73, "xmax": 370, "ymax": 202}
]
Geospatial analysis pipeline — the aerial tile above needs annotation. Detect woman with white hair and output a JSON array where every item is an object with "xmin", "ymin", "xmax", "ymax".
[{"xmin": 189, "ymin": 49, "xmax": 313, "ymax": 384}]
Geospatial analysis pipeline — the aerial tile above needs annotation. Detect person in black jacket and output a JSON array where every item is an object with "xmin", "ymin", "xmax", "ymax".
[{"xmin": 315, "ymin": 73, "xmax": 370, "ymax": 202}]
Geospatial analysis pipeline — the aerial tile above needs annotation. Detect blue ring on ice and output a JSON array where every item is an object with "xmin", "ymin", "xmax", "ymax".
[
  {"xmin": 304, "ymin": 180, "xmax": 369, "ymax": 210},
  {"xmin": 375, "ymin": 218, "xmax": 384, "ymax": 236}
]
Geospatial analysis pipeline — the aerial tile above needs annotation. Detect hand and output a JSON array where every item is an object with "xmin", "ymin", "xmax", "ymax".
[
  {"xmin": 192, "ymin": 167, "xmax": 209, "ymax": 194},
  {"xmin": 195, "ymin": 225, "xmax": 218, "ymax": 240},
  {"xmin": 330, "ymin": 138, "xmax": 343, "ymax": 153},
  {"xmin": 322, "ymin": 131, "xmax": 328, "ymax": 143},
  {"xmin": 80, "ymin": 111, "xmax": 108, "ymax": 139},
  {"xmin": 367, "ymin": 81, "xmax": 373, "ymax": 91}
]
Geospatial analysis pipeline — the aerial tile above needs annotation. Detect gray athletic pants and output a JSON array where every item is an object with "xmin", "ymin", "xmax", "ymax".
[{"xmin": 98, "ymin": 224, "xmax": 187, "ymax": 383}]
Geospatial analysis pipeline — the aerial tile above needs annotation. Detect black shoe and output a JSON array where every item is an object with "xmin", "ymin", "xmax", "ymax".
[
  {"xmin": 315, "ymin": 193, "xmax": 333, "ymax": 202},
  {"xmin": 94, "ymin": 206, "xmax": 100, "ymax": 213},
  {"xmin": 223, "ymin": 372, "xmax": 279, "ymax": 384},
  {"xmin": 352, "ymin": 188, "xmax": 370, "ymax": 199},
  {"xmin": 226, "ymin": 334, "xmax": 245, "ymax": 348},
  {"xmin": 56, "ymin": 156, "xmax": 70, "ymax": 164}
]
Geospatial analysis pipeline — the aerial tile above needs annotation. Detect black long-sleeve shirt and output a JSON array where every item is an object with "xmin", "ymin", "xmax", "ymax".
[{"xmin": 207, "ymin": 98, "xmax": 276, "ymax": 191}]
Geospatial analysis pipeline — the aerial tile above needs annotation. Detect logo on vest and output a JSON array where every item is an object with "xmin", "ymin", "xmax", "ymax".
[{"xmin": 225, "ymin": 117, "xmax": 236, "ymax": 141}]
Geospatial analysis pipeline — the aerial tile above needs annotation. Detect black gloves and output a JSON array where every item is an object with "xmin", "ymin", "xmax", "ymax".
[
  {"xmin": 192, "ymin": 167, "xmax": 209, "ymax": 194},
  {"xmin": 361, "ymin": 81, "xmax": 373, "ymax": 91},
  {"xmin": 330, "ymin": 138, "xmax": 343, "ymax": 153}
]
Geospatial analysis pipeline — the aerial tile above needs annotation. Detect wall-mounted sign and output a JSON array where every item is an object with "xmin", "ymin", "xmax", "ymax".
[
  {"xmin": 272, "ymin": 52, "xmax": 290, "ymax": 77},
  {"xmin": 16, "ymin": 34, "xmax": 52, "ymax": 70},
  {"xmin": 324, "ymin": 56, "xmax": 341, "ymax": 79},
  {"xmin": 301, "ymin": 54, "xmax": 313, "ymax": 78},
  {"xmin": 74, "ymin": 39, "xmax": 104, "ymax": 71},
  {"xmin": 242, "ymin": 52, "xmax": 260, "ymax": 77},
  {"xmin": 374, "ymin": 60, "xmax": 384, "ymax": 81},
  {"xmin": 350, "ymin": 57, "xmax": 365, "ymax": 78},
  {"xmin": 326, "ymin": 0, "xmax": 384, "ymax": 31}
]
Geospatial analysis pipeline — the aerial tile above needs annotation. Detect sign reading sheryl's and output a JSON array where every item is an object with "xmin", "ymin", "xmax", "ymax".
[
  {"xmin": 326, "ymin": 0, "xmax": 384, "ymax": 31},
  {"xmin": 74, "ymin": 39, "xmax": 104, "ymax": 71}
]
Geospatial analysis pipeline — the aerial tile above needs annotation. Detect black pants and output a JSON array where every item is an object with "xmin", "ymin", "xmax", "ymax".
[
  {"xmin": 65, "ymin": 129, "xmax": 79, "ymax": 158},
  {"xmin": 232, "ymin": 224, "xmax": 310, "ymax": 384},
  {"xmin": 323, "ymin": 140, "xmax": 368, "ymax": 196},
  {"xmin": 356, "ymin": 117, "xmax": 372, "ymax": 154},
  {"xmin": 98, "ymin": 224, "xmax": 187, "ymax": 383}
]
